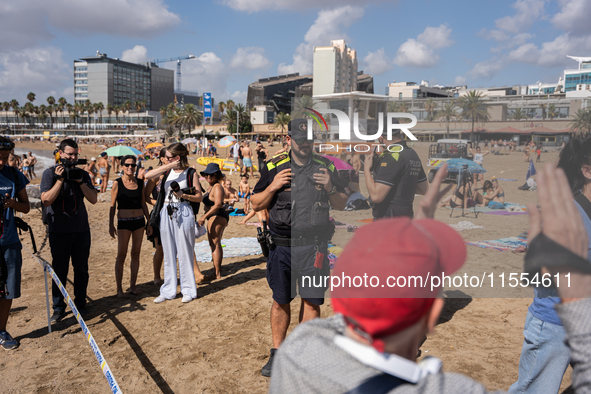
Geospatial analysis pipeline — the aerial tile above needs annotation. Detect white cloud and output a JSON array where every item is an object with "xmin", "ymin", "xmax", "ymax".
[
  {"xmin": 494, "ymin": 0, "xmax": 545, "ymax": 34},
  {"xmin": 362, "ymin": 48, "xmax": 392, "ymax": 76},
  {"xmin": 508, "ymin": 34, "xmax": 591, "ymax": 67},
  {"xmin": 478, "ymin": 28, "xmax": 510, "ymax": 42},
  {"xmin": 552, "ymin": 0, "xmax": 591, "ymax": 36},
  {"xmin": 0, "ymin": 0, "xmax": 179, "ymax": 52},
  {"xmin": 393, "ymin": 25, "xmax": 453, "ymax": 68},
  {"xmin": 121, "ymin": 45, "xmax": 149, "ymax": 64},
  {"xmin": 0, "ymin": 47, "xmax": 72, "ymax": 103},
  {"xmin": 278, "ymin": 6, "xmax": 364, "ymax": 75},
  {"xmin": 468, "ymin": 58, "xmax": 505, "ymax": 79},
  {"xmin": 230, "ymin": 91, "xmax": 247, "ymax": 105},
  {"xmin": 454, "ymin": 76, "xmax": 467, "ymax": 85},
  {"xmin": 393, "ymin": 39, "xmax": 437, "ymax": 68},
  {"xmin": 230, "ymin": 47, "xmax": 271, "ymax": 70},
  {"xmin": 417, "ymin": 25, "xmax": 453, "ymax": 49},
  {"xmin": 220, "ymin": 0, "xmax": 395, "ymax": 12}
]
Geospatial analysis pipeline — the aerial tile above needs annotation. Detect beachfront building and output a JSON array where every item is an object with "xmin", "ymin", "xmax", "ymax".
[
  {"xmin": 74, "ymin": 51, "xmax": 174, "ymax": 111},
  {"xmin": 246, "ymin": 73, "xmax": 313, "ymax": 114},
  {"xmin": 313, "ymin": 39, "xmax": 358, "ymax": 97},
  {"xmin": 388, "ymin": 81, "xmax": 454, "ymax": 100}
]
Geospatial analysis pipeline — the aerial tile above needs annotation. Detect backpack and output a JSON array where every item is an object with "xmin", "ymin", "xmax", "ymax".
[{"xmin": 186, "ymin": 167, "xmax": 206, "ymax": 218}]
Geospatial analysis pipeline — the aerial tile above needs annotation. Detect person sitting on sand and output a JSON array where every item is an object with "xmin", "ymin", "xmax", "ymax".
[
  {"xmin": 109, "ymin": 155, "xmax": 152, "ymax": 298},
  {"xmin": 223, "ymin": 180, "xmax": 239, "ymax": 206},
  {"xmin": 439, "ymin": 178, "xmax": 475, "ymax": 209},
  {"xmin": 238, "ymin": 174, "xmax": 251, "ymax": 213}
]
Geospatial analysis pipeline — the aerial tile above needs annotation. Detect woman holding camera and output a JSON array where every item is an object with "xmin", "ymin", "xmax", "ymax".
[
  {"xmin": 199, "ymin": 163, "xmax": 229, "ymax": 280},
  {"xmin": 145, "ymin": 143, "xmax": 202, "ymax": 303},
  {"xmin": 109, "ymin": 155, "xmax": 151, "ymax": 298}
]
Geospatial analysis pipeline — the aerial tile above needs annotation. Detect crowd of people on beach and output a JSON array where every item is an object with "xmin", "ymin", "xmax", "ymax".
[{"xmin": 1, "ymin": 125, "xmax": 591, "ymax": 394}]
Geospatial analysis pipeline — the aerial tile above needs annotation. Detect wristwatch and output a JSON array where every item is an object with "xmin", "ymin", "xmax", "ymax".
[{"xmin": 326, "ymin": 185, "xmax": 337, "ymax": 195}]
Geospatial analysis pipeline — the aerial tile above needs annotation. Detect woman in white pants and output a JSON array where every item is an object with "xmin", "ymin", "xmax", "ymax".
[{"xmin": 146, "ymin": 143, "xmax": 202, "ymax": 303}]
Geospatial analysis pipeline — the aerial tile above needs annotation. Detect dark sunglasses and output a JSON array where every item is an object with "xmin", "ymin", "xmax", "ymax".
[
  {"xmin": 292, "ymin": 138, "xmax": 313, "ymax": 145},
  {"xmin": 123, "ymin": 163, "xmax": 137, "ymax": 168}
]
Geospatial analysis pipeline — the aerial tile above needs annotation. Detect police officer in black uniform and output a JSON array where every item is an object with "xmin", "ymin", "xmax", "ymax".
[
  {"xmin": 252, "ymin": 119, "xmax": 347, "ymax": 377},
  {"xmin": 364, "ymin": 116, "xmax": 428, "ymax": 219}
]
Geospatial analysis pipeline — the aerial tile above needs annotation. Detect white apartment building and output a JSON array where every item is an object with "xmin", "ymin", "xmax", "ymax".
[{"xmin": 313, "ymin": 39, "xmax": 358, "ymax": 96}]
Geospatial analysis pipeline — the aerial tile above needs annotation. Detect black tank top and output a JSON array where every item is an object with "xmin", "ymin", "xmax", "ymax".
[
  {"xmin": 116, "ymin": 177, "xmax": 143, "ymax": 210},
  {"xmin": 257, "ymin": 149, "xmax": 266, "ymax": 160}
]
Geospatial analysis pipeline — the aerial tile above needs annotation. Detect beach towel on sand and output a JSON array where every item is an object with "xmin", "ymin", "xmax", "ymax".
[
  {"xmin": 449, "ymin": 221, "xmax": 484, "ymax": 231},
  {"xmin": 194, "ymin": 237, "xmax": 262, "ymax": 262},
  {"xmin": 466, "ymin": 237, "xmax": 527, "ymax": 251}
]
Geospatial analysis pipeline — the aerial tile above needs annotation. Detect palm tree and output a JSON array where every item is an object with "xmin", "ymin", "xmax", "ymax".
[
  {"xmin": 27, "ymin": 92, "xmax": 36, "ymax": 104},
  {"xmin": 292, "ymin": 96, "xmax": 315, "ymax": 118},
  {"xmin": 106, "ymin": 103, "xmax": 113, "ymax": 128},
  {"xmin": 14, "ymin": 107, "xmax": 24, "ymax": 128},
  {"xmin": 424, "ymin": 98, "xmax": 436, "ymax": 121},
  {"xmin": 46, "ymin": 96, "xmax": 55, "ymax": 129},
  {"xmin": 218, "ymin": 101, "xmax": 226, "ymax": 116},
  {"xmin": 38, "ymin": 104, "xmax": 48, "ymax": 127},
  {"xmin": 2, "ymin": 102, "xmax": 9, "ymax": 127},
  {"xmin": 134, "ymin": 100, "xmax": 142, "ymax": 125},
  {"xmin": 547, "ymin": 104, "xmax": 557, "ymax": 120},
  {"xmin": 438, "ymin": 101, "xmax": 459, "ymax": 138},
  {"xmin": 458, "ymin": 90, "xmax": 489, "ymax": 142},
  {"xmin": 222, "ymin": 107, "xmax": 237, "ymax": 134},
  {"xmin": 181, "ymin": 104, "xmax": 203, "ymax": 135},
  {"xmin": 274, "ymin": 112, "xmax": 291, "ymax": 135},
  {"xmin": 66, "ymin": 103, "xmax": 73, "ymax": 128},
  {"xmin": 226, "ymin": 99, "xmax": 235, "ymax": 112},
  {"xmin": 123, "ymin": 100, "xmax": 132, "ymax": 128},
  {"xmin": 58, "ymin": 97, "xmax": 67, "ymax": 129},
  {"xmin": 569, "ymin": 108, "xmax": 591, "ymax": 138},
  {"xmin": 24, "ymin": 102, "xmax": 34, "ymax": 126},
  {"xmin": 510, "ymin": 108, "xmax": 528, "ymax": 121},
  {"xmin": 113, "ymin": 105, "xmax": 121, "ymax": 126},
  {"xmin": 74, "ymin": 102, "xmax": 83, "ymax": 128}
]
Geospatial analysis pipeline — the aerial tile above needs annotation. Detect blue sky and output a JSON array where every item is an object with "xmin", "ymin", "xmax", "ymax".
[{"xmin": 1, "ymin": 0, "xmax": 590, "ymax": 107}]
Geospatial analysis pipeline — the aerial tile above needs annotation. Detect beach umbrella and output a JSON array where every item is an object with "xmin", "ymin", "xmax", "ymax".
[
  {"xmin": 182, "ymin": 137, "xmax": 197, "ymax": 144},
  {"xmin": 146, "ymin": 142, "xmax": 162, "ymax": 149},
  {"xmin": 104, "ymin": 145, "xmax": 143, "ymax": 157},
  {"xmin": 436, "ymin": 158, "xmax": 487, "ymax": 174},
  {"xmin": 218, "ymin": 136, "xmax": 236, "ymax": 148},
  {"xmin": 117, "ymin": 139, "xmax": 126, "ymax": 143},
  {"xmin": 321, "ymin": 155, "xmax": 354, "ymax": 171}
]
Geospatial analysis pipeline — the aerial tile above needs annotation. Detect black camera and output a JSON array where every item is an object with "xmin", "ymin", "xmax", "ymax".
[{"xmin": 58, "ymin": 158, "xmax": 87, "ymax": 181}]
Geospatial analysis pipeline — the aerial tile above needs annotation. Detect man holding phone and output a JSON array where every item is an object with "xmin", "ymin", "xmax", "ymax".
[
  {"xmin": 252, "ymin": 119, "xmax": 347, "ymax": 377},
  {"xmin": 364, "ymin": 115, "xmax": 428, "ymax": 219}
]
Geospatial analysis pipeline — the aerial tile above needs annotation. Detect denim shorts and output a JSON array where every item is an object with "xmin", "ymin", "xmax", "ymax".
[{"xmin": 0, "ymin": 242, "xmax": 23, "ymax": 300}]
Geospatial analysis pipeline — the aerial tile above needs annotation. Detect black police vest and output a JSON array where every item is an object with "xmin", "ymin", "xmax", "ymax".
[{"xmin": 267, "ymin": 153, "xmax": 333, "ymax": 237}]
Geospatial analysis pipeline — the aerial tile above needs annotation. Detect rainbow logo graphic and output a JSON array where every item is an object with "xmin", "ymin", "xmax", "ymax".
[{"xmin": 303, "ymin": 107, "xmax": 328, "ymax": 131}]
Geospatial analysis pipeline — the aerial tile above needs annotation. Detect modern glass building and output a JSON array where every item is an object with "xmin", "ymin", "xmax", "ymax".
[
  {"xmin": 74, "ymin": 52, "xmax": 174, "ymax": 110},
  {"xmin": 564, "ymin": 56, "xmax": 591, "ymax": 92}
]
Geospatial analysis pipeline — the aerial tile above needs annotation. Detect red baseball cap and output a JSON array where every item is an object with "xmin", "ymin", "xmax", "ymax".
[{"xmin": 331, "ymin": 217, "xmax": 466, "ymax": 352}]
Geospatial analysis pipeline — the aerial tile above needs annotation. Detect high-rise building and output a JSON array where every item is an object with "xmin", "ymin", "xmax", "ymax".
[
  {"xmin": 564, "ymin": 56, "xmax": 591, "ymax": 93},
  {"xmin": 74, "ymin": 51, "xmax": 174, "ymax": 110},
  {"xmin": 313, "ymin": 39, "xmax": 358, "ymax": 96},
  {"xmin": 246, "ymin": 73, "xmax": 313, "ymax": 114}
]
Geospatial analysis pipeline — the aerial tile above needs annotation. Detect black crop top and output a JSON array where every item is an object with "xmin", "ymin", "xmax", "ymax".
[{"xmin": 116, "ymin": 177, "xmax": 144, "ymax": 210}]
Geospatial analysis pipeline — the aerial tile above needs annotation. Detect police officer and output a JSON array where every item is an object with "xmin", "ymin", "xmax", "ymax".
[
  {"xmin": 252, "ymin": 119, "xmax": 347, "ymax": 377},
  {"xmin": 364, "ymin": 116, "xmax": 428, "ymax": 219}
]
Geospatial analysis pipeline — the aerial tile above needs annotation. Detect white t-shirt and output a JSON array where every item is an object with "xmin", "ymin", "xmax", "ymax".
[
  {"xmin": 474, "ymin": 153, "xmax": 484, "ymax": 165},
  {"xmin": 233, "ymin": 142, "xmax": 240, "ymax": 158},
  {"xmin": 164, "ymin": 169, "xmax": 190, "ymax": 203}
]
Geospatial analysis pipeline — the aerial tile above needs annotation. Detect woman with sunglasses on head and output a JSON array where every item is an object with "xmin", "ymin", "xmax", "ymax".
[
  {"xmin": 109, "ymin": 155, "xmax": 152, "ymax": 298},
  {"xmin": 199, "ymin": 163, "xmax": 229, "ymax": 280},
  {"xmin": 145, "ymin": 143, "xmax": 202, "ymax": 303}
]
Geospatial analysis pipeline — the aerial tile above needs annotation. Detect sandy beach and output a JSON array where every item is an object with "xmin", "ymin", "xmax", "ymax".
[{"xmin": 0, "ymin": 139, "xmax": 572, "ymax": 393}]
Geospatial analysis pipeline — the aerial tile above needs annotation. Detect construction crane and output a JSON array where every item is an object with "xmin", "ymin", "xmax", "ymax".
[{"xmin": 153, "ymin": 55, "xmax": 196, "ymax": 92}]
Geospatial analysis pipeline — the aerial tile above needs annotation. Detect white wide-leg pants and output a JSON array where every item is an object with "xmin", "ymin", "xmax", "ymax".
[{"xmin": 159, "ymin": 203, "xmax": 197, "ymax": 300}]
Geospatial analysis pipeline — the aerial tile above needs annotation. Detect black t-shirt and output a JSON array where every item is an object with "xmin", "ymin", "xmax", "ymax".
[
  {"xmin": 372, "ymin": 141, "xmax": 427, "ymax": 219},
  {"xmin": 253, "ymin": 152, "xmax": 345, "ymax": 237},
  {"xmin": 40, "ymin": 165, "xmax": 94, "ymax": 233}
]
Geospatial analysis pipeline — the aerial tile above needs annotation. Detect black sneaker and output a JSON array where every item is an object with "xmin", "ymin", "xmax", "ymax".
[
  {"xmin": 50, "ymin": 310, "xmax": 66, "ymax": 323},
  {"xmin": 0, "ymin": 330, "xmax": 19, "ymax": 351},
  {"xmin": 261, "ymin": 348, "xmax": 277, "ymax": 377}
]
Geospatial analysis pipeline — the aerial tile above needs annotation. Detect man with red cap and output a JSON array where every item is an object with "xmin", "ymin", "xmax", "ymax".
[{"xmin": 269, "ymin": 164, "xmax": 591, "ymax": 393}]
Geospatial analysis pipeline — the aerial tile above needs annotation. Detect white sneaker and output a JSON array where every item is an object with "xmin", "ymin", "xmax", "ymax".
[
  {"xmin": 154, "ymin": 295, "xmax": 167, "ymax": 304},
  {"xmin": 181, "ymin": 295, "xmax": 193, "ymax": 303}
]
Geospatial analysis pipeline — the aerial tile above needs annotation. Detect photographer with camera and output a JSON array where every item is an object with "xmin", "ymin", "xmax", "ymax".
[
  {"xmin": 0, "ymin": 136, "xmax": 30, "ymax": 351},
  {"xmin": 364, "ymin": 115, "xmax": 428, "ymax": 220},
  {"xmin": 41, "ymin": 139, "xmax": 97, "ymax": 323}
]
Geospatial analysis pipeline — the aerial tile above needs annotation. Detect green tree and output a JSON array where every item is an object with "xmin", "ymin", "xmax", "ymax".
[
  {"xmin": 2, "ymin": 102, "xmax": 9, "ymax": 128},
  {"xmin": 66, "ymin": 103, "xmax": 73, "ymax": 128},
  {"xmin": 38, "ymin": 104, "xmax": 48, "ymax": 127},
  {"xmin": 27, "ymin": 92, "xmax": 36, "ymax": 104},
  {"xmin": 437, "ymin": 101, "xmax": 459, "ymax": 138},
  {"xmin": 46, "ymin": 96, "xmax": 55, "ymax": 129},
  {"xmin": 134, "ymin": 100, "xmax": 142, "ymax": 125},
  {"xmin": 181, "ymin": 104, "xmax": 203, "ymax": 135},
  {"xmin": 509, "ymin": 108, "xmax": 528, "ymax": 121},
  {"xmin": 106, "ymin": 104, "xmax": 113, "ymax": 128},
  {"xmin": 223, "ymin": 107, "xmax": 237, "ymax": 134},
  {"xmin": 547, "ymin": 104, "xmax": 557, "ymax": 120},
  {"xmin": 292, "ymin": 95, "xmax": 315, "ymax": 118},
  {"xmin": 123, "ymin": 100, "xmax": 132, "ymax": 127},
  {"xmin": 226, "ymin": 99, "xmax": 235, "ymax": 112},
  {"xmin": 569, "ymin": 108, "xmax": 591, "ymax": 138},
  {"xmin": 218, "ymin": 101, "xmax": 226, "ymax": 116},
  {"xmin": 274, "ymin": 112, "xmax": 291, "ymax": 135},
  {"xmin": 95, "ymin": 102, "xmax": 104, "ymax": 129},
  {"xmin": 458, "ymin": 90, "xmax": 489, "ymax": 142},
  {"xmin": 24, "ymin": 102, "xmax": 34, "ymax": 126},
  {"xmin": 113, "ymin": 105, "xmax": 121, "ymax": 126},
  {"xmin": 424, "ymin": 98, "xmax": 436, "ymax": 121}
]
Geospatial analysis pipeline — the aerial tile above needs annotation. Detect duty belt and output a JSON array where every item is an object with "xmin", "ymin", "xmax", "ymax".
[{"xmin": 272, "ymin": 234, "xmax": 328, "ymax": 247}]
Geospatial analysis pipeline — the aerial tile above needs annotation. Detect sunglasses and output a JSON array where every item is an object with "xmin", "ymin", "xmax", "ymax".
[{"xmin": 123, "ymin": 163, "xmax": 137, "ymax": 168}]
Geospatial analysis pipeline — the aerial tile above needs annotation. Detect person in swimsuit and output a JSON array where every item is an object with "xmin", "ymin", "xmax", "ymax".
[
  {"xmin": 21, "ymin": 154, "xmax": 30, "ymax": 180},
  {"xmin": 469, "ymin": 147, "xmax": 489, "ymax": 190},
  {"xmin": 242, "ymin": 141, "xmax": 254, "ymax": 178},
  {"xmin": 238, "ymin": 174, "xmax": 251, "ymax": 213},
  {"xmin": 98, "ymin": 152, "xmax": 110, "ymax": 193},
  {"xmin": 199, "ymin": 163, "xmax": 229, "ymax": 280},
  {"xmin": 484, "ymin": 178, "xmax": 506, "ymax": 209},
  {"xmin": 255, "ymin": 142, "xmax": 268, "ymax": 178},
  {"xmin": 223, "ymin": 180, "xmax": 239, "ymax": 207},
  {"xmin": 109, "ymin": 155, "xmax": 152, "ymax": 298},
  {"xmin": 27, "ymin": 151, "xmax": 37, "ymax": 179}
]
